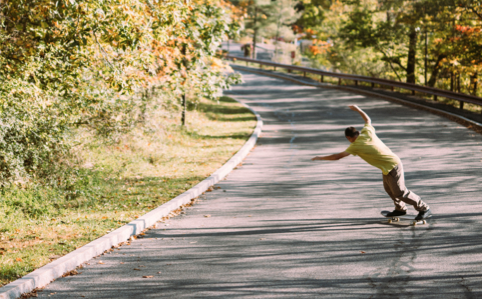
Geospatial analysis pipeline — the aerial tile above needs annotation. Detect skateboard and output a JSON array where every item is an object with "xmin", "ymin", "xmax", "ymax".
[{"xmin": 380, "ymin": 210, "xmax": 431, "ymax": 226}]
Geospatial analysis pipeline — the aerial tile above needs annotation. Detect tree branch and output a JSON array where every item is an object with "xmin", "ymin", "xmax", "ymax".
[
  {"xmin": 93, "ymin": 32, "xmax": 118, "ymax": 73},
  {"xmin": 376, "ymin": 45, "xmax": 404, "ymax": 82},
  {"xmin": 469, "ymin": 6, "xmax": 482, "ymax": 20}
]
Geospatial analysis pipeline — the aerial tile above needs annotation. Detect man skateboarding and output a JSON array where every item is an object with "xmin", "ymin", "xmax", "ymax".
[{"xmin": 311, "ymin": 105, "xmax": 431, "ymax": 221}]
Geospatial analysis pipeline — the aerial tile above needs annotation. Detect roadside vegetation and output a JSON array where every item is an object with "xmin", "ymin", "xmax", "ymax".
[
  {"xmin": 0, "ymin": 95, "xmax": 256, "ymax": 286},
  {"xmin": 0, "ymin": 0, "xmax": 253, "ymax": 287}
]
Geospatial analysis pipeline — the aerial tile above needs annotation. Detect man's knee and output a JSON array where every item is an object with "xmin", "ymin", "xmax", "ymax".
[{"xmin": 393, "ymin": 188, "xmax": 410, "ymax": 199}]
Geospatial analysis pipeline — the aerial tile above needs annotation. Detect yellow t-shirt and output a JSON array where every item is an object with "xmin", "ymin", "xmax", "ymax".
[{"xmin": 345, "ymin": 124, "xmax": 401, "ymax": 175}]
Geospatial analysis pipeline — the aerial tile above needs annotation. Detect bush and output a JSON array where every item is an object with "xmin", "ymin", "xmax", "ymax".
[{"xmin": 0, "ymin": 0, "xmax": 241, "ymax": 186}]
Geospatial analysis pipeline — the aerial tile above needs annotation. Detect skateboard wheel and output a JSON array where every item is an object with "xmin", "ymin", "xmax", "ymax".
[
  {"xmin": 388, "ymin": 219, "xmax": 392, "ymax": 224},
  {"xmin": 395, "ymin": 218, "xmax": 399, "ymax": 222},
  {"xmin": 412, "ymin": 221, "xmax": 417, "ymax": 226},
  {"xmin": 423, "ymin": 220, "xmax": 427, "ymax": 225}
]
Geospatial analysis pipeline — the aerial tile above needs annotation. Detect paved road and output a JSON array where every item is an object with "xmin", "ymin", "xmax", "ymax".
[{"xmin": 37, "ymin": 71, "xmax": 482, "ymax": 298}]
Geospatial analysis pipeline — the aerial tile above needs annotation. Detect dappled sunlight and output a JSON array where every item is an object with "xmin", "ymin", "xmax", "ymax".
[{"xmin": 34, "ymin": 70, "xmax": 482, "ymax": 298}]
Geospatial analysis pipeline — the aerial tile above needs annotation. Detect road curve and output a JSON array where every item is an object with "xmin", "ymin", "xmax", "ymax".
[{"xmin": 35, "ymin": 71, "xmax": 482, "ymax": 298}]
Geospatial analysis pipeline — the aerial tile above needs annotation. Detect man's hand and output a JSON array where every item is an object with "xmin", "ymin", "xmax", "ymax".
[
  {"xmin": 348, "ymin": 105, "xmax": 359, "ymax": 111},
  {"xmin": 348, "ymin": 105, "xmax": 371, "ymax": 125}
]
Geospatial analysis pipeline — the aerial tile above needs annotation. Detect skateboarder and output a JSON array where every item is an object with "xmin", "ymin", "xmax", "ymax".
[{"xmin": 311, "ymin": 105, "xmax": 431, "ymax": 221}]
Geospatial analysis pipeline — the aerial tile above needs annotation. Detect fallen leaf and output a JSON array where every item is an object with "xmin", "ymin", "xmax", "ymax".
[
  {"xmin": 62, "ymin": 270, "xmax": 80, "ymax": 277},
  {"xmin": 143, "ymin": 275, "xmax": 154, "ymax": 278},
  {"xmin": 361, "ymin": 251, "xmax": 366, "ymax": 254},
  {"xmin": 16, "ymin": 257, "xmax": 23, "ymax": 262},
  {"xmin": 204, "ymin": 215, "xmax": 211, "ymax": 218},
  {"xmin": 120, "ymin": 262, "xmax": 125, "ymax": 264},
  {"xmin": 134, "ymin": 268, "xmax": 141, "ymax": 271},
  {"xmin": 157, "ymin": 272, "xmax": 162, "ymax": 274},
  {"xmin": 98, "ymin": 261, "xmax": 105, "ymax": 264}
]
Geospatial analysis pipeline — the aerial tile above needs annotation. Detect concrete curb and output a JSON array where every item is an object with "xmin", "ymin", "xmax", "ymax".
[
  {"xmin": 232, "ymin": 64, "xmax": 482, "ymax": 133},
  {"xmin": 0, "ymin": 99, "xmax": 263, "ymax": 299}
]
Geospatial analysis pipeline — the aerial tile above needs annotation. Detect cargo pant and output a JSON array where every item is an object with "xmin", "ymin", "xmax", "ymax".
[{"xmin": 382, "ymin": 163, "xmax": 429, "ymax": 212}]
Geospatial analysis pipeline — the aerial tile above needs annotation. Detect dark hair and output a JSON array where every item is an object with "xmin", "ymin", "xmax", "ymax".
[{"xmin": 345, "ymin": 126, "xmax": 359, "ymax": 138}]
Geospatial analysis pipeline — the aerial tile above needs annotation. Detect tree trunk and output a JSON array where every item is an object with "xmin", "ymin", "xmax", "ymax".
[
  {"xmin": 472, "ymin": 72, "xmax": 478, "ymax": 95},
  {"xmin": 406, "ymin": 27, "xmax": 418, "ymax": 84},
  {"xmin": 427, "ymin": 54, "xmax": 447, "ymax": 87},
  {"xmin": 457, "ymin": 74, "xmax": 461, "ymax": 93},
  {"xmin": 252, "ymin": 6, "xmax": 258, "ymax": 60},
  {"xmin": 181, "ymin": 45, "xmax": 187, "ymax": 126},
  {"xmin": 181, "ymin": 93, "xmax": 187, "ymax": 126},
  {"xmin": 450, "ymin": 72, "xmax": 454, "ymax": 91}
]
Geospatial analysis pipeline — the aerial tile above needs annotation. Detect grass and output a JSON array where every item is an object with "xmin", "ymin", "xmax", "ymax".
[{"xmin": 0, "ymin": 96, "xmax": 256, "ymax": 287}]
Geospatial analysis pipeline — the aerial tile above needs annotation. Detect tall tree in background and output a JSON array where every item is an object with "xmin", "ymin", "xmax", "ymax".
[
  {"xmin": 339, "ymin": 0, "xmax": 430, "ymax": 83},
  {"xmin": 294, "ymin": 0, "xmax": 481, "ymax": 95},
  {"xmin": 235, "ymin": 0, "xmax": 299, "ymax": 59}
]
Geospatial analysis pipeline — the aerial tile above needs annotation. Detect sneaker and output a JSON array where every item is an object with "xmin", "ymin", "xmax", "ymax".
[
  {"xmin": 415, "ymin": 209, "xmax": 432, "ymax": 221},
  {"xmin": 386, "ymin": 210, "xmax": 407, "ymax": 217}
]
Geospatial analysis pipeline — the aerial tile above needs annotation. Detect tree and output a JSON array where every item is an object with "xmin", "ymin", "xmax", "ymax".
[
  {"xmin": 296, "ymin": 0, "xmax": 482, "ymax": 95},
  {"xmin": 0, "ymin": 0, "xmax": 241, "ymax": 185},
  {"xmin": 235, "ymin": 0, "xmax": 299, "ymax": 59}
]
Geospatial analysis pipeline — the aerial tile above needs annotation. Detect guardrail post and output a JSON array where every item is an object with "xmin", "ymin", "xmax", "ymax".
[
  {"xmin": 391, "ymin": 86, "xmax": 394, "ymax": 91},
  {"xmin": 303, "ymin": 71, "xmax": 306, "ymax": 77},
  {"xmin": 371, "ymin": 82, "xmax": 375, "ymax": 88},
  {"xmin": 338, "ymin": 78, "xmax": 341, "ymax": 85},
  {"xmin": 274, "ymin": 66, "xmax": 276, "ymax": 71},
  {"xmin": 355, "ymin": 80, "xmax": 358, "ymax": 86},
  {"xmin": 320, "ymin": 75, "xmax": 324, "ymax": 83},
  {"xmin": 434, "ymin": 95, "xmax": 437, "ymax": 101},
  {"xmin": 412, "ymin": 90, "xmax": 415, "ymax": 96},
  {"xmin": 460, "ymin": 101, "xmax": 464, "ymax": 110}
]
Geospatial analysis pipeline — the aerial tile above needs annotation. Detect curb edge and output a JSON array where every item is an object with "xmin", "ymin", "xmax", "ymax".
[{"xmin": 0, "ymin": 97, "xmax": 263, "ymax": 299}]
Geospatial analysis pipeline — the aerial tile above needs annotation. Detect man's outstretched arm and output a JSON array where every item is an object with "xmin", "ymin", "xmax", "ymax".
[
  {"xmin": 349, "ymin": 105, "xmax": 371, "ymax": 125},
  {"xmin": 312, "ymin": 152, "xmax": 350, "ymax": 161}
]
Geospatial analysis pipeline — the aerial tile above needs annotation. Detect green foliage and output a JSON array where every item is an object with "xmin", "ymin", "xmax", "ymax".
[
  {"xmin": 297, "ymin": 0, "xmax": 482, "ymax": 92},
  {"xmin": 0, "ymin": 0, "xmax": 240, "ymax": 185},
  {"xmin": 239, "ymin": 0, "xmax": 300, "ymax": 42}
]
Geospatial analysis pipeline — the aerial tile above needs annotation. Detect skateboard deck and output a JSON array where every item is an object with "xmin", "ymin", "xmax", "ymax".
[{"xmin": 381, "ymin": 210, "xmax": 431, "ymax": 226}]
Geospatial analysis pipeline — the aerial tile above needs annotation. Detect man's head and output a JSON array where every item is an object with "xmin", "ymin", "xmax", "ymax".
[{"xmin": 345, "ymin": 126, "xmax": 359, "ymax": 143}]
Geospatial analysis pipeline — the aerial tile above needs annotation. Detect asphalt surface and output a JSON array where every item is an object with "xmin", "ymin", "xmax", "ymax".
[{"xmin": 36, "ymin": 71, "xmax": 482, "ymax": 298}]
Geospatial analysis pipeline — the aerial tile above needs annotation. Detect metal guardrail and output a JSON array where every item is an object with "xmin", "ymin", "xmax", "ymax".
[{"xmin": 225, "ymin": 55, "xmax": 482, "ymax": 111}]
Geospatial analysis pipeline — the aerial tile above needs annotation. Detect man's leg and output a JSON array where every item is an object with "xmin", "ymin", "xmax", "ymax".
[
  {"xmin": 385, "ymin": 163, "xmax": 429, "ymax": 211},
  {"xmin": 383, "ymin": 175, "xmax": 407, "ymax": 211}
]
